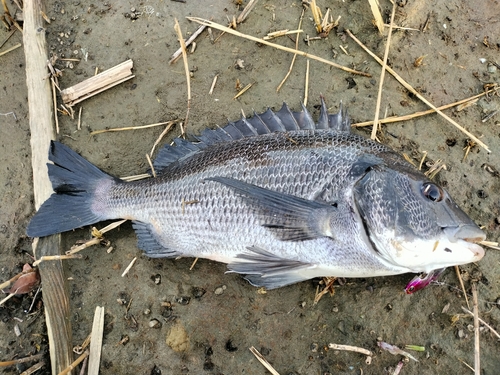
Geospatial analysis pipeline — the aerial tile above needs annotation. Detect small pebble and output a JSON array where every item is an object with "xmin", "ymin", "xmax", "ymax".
[
  {"xmin": 214, "ymin": 285, "xmax": 226, "ymax": 295},
  {"xmin": 487, "ymin": 64, "xmax": 497, "ymax": 73},
  {"xmin": 14, "ymin": 324, "xmax": 21, "ymax": 337},
  {"xmin": 148, "ymin": 319, "xmax": 161, "ymax": 329}
]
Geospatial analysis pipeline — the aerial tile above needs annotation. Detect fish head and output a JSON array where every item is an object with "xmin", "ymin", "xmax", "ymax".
[{"xmin": 353, "ymin": 165, "xmax": 485, "ymax": 273}]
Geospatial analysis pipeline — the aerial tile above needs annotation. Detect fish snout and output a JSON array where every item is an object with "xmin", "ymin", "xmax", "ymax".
[{"xmin": 443, "ymin": 224, "xmax": 486, "ymax": 243}]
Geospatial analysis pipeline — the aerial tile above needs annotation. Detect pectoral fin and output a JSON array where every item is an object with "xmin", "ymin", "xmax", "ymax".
[
  {"xmin": 207, "ymin": 176, "xmax": 337, "ymax": 241},
  {"xmin": 228, "ymin": 246, "xmax": 314, "ymax": 289}
]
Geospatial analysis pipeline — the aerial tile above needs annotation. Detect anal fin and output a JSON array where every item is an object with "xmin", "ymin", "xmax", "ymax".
[
  {"xmin": 228, "ymin": 246, "xmax": 314, "ymax": 289},
  {"xmin": 132, "ymin": 221, "xmax": 179, "ymax": 258}
]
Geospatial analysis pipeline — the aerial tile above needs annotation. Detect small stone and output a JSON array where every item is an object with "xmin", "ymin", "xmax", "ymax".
[
  {"xmin": 214, "ymin": 286, "xmax": 226, "ymax": 295},
  {"xmin": 149, "ymin": 319, "xmax": 161, "ymax": 329}
]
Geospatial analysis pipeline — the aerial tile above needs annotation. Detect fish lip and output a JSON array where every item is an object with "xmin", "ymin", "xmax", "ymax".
[
  {"xmin": 456, "ymin": 240, "xmax": 485, "ymax": 260},
  {"xmin": 442, "ymin": 225, "xmax": 486, "ymax": 243}
]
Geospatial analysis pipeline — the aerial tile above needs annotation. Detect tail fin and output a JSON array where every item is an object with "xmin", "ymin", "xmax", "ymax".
[{"xmin": 27, "ymin": 141, "xmax": 120, "ymax": 237}]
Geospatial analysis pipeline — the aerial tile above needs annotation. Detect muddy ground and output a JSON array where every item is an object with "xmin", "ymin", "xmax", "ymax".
[{"xmin": 1, "ymin": 0, "xmax": 500, "ymax": 374}]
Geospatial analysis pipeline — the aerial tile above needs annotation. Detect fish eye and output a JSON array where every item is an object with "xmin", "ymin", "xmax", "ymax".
[{"xmin": 421, "ymin": 183, "xmax": 443, "ymax": 202}]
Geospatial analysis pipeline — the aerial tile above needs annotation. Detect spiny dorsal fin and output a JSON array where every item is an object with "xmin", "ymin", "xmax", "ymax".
[{"xmin": 153, "ymin": 99, "xmax": 351, "ymax": 172}]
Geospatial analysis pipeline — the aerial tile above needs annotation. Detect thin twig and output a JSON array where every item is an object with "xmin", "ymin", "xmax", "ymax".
[
  {"xmin": 459, "ymin": 359, "xmax": 475, "ymax": 372},
  {"xmin": 371, "ymin": 1, "xmax": 396, "ymax": 140},
  {"xmin": 121, "ymin": 257, "xmax": 137, "ymax": 277},
  {"xmin": 346, "ymin": 29, "xmax": 490, "ymax": 152},
  {"xmin": 169, "ymin": 24, "xmax": 207, "ymax": 64},
  {"xmin": 303, "ymin": 59, "xmax": 310, "ymax": 106},
  {"xmin": 77, "ymin": 106, "xmax": 82, "ymax": 130},
  {"xmin": 57, "ymin": 350, "xmax": 89, "ymax": 375},
  {"xmin": 90, "ymin": 120, "xmax": 175, "ymax": 135},
  {"xmin": 368, "ymin": 0, "xmax": 384, "ymax": 34},
  {"xmin": 472, "ymin": 283, "xmax": 480, "ymax": 375},
  {"xmin": 33, "ymin": 254, "xmax": 82, "ymax": 267},
  {"xmin": 150, "ymin": 121, "xmax": 177, "ymax": 156},
  {"xmin": 0, "ymin": 353, "xmax": 45, "ymax": 367},
  {"xmin": 249, "ymin": 346, "xmax": 280, "ymax": 375},
  {"xmin": 174, "ymin": 18, "xmax": 191, "ymax": 137},
  {"xmin": 353, "ymin": 87, "xmax": 499, "ymax": 127},
  {"xmin": 277, "ymin": 9, "xmax": 305, "ymax": 92},
  {"xmin": 455, "ymin": 265, "xmax": 470, "ymax": 309},
  {"xmin": 209, "ymin": 74, "xmax": 218, "ymax": 95},
  {"xmin": 0, "ymin": 41, "xmax": 20, "ymax": 56},
  {"xmin": 461, "ymin": 307, "xmax": 500, "ymax": 340},
  {"xmin": 0, "ymin": 28, "xmax": 15, "ymax": 49},
  {"xmin": 187, "ymin": 17, "xmax": 371, "ymax": 77},
  {"xmin": 233, "ymin": 82, "xmax": 254, "ymax": 100},
  {"xmin": 328, "ymin": 343, "xmax": 373, "ymax": 356},
  {"xmin": 146, "ymin": 153, "xmax": 156, "ymax": 178},
  {"xmin": 19, "ymin": 361, "xmax": 45, "ymax": 375},
  {"xmin": 236, "ymin": 0, "xmax": 259, "ymax": 24},
  {"xmin": 51, "ymin": 78, "xmax": 59, "ymax": 134}
]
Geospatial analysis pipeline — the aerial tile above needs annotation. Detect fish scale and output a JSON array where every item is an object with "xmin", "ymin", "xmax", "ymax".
[{"xmin": 27, "ymin": 99, "xmax": 485, "ymax": 289}]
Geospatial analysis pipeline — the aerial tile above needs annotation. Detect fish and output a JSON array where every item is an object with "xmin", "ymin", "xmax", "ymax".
[
  {"xmin": 26, "ymin": 99, "xmax": 486, "ymax": 289},
  {"xmin": 404, "ymin": 267, "xmax": 446, "ymax": 294}
]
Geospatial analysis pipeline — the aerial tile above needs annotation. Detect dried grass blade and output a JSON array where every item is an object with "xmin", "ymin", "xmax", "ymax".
[
  {"xmin": 346, "ymin": 29, "xmax": 490, "ymax": 152},
  {"xmin": 90, "ymin": 120, "xmax": 175, "ymax": 135},
  {"xmin": 353, "ymin": 88, "xmax": 498, "ymax": 127},
  {"xmin": 249, "ymin": 346, "xmax": 280, "ymax": 375},
  {"xmin": 187, "ymin": 17, "xmax": 371, "ymax": 77},
  {"xmin": 371, "ymin": 1, "xmax": 396, "ymax": 140},
  {"xmin": 277, "ymin": 9, "xmax": 305, "ymax": 92},
  {"xmin": 174, "ymin": 18, "xmax": 191, "ymax": 136}
]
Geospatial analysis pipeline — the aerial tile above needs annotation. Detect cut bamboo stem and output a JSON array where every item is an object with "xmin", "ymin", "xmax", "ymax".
[
  {"xmin": 60, "ymin": 59, "xmax": 134, "ymax": 106},
  {"xmin": 23, "ymin": 1, "xmax": 73, "ymax": 374}
]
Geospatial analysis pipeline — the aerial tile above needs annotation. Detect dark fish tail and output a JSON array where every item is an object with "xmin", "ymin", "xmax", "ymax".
[{"xmin": 27, "ymin": 141, "xmax": 119, "ymax": 237}]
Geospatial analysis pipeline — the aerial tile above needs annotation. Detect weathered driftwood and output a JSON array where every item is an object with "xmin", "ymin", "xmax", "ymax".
[
  {"xmin": 61, "ymin": 59, "xmax": 134, "ymax": 106},
  {"xmin": 23, "ymin": 0, "xmax": 73, "ymax": 374}
]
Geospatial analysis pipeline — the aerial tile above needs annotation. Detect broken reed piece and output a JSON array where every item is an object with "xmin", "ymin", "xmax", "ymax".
[
  {"xmin": 60, "ymin": 59, "xmax": 134, "ymax": 106},
  {"xmin": 88, "ymin": 306, "xmax": 105, "ymax": 375}
]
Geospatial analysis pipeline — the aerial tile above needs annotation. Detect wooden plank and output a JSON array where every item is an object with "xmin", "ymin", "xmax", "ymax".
[{"xmin": 23, "ymin": 1, "xmax": 73, "ymax": 374}]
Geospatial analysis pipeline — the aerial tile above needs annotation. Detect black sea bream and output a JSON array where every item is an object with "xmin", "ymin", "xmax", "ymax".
[{"xmin": 27, "ymin": 100, "xmax": 485, "ymax": 289}]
